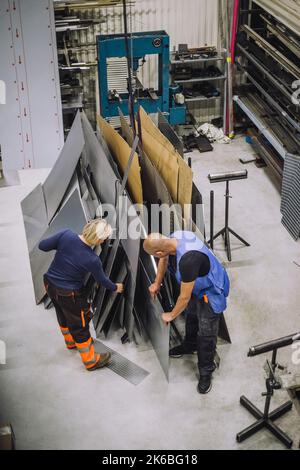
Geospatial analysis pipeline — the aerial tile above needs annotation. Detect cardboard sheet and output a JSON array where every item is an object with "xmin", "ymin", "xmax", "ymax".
[
  {"xmin": 97, "ymin": 114, "xmax": 143, "ymax": 206},
  {"xmin": 138, "ymin": 107, "xmax": 193, "ymax": 214}
]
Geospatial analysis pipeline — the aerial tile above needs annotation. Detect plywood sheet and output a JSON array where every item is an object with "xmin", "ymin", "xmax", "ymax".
[{"xmin": 97, "ymin": 114, "xmax": 143, "ymax": 206}]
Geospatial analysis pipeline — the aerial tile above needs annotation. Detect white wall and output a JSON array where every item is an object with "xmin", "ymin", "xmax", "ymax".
[{"xmin": 0, "ymin": 0, "xmax": 64, "ymax": 171}]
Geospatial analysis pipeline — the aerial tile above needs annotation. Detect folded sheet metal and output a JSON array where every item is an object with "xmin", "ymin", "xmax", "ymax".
[
  {"xmin": 97, "ymin": 114, "xmax": 143, "ymax": 206},
  {"xmin": 21, "ymin": 183, "xmax": 48, "ymax": 253},
  {"xmin": 43, "ymin": 111, "xmax": 85, "ymax": 223},
  {"xmin": 28, "ymin": 188, "xmax": 87, "ymax": 303}
]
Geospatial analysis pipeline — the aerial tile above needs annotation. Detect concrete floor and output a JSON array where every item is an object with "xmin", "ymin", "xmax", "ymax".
[{"xmin": 0, "ymin": 135, "xmax": 300, "ymax": 450}]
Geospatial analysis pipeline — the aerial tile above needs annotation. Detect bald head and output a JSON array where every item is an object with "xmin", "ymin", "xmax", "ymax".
[{"xmin": 143, "ymin": 233, "xmax": 177, "ymax": 258}]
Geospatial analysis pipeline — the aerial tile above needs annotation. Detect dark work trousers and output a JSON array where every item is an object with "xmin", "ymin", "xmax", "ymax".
[
  {"xmin": 183, "ymin": 296, "xmax": 220, "ymax": 377},
  {"xmin": 44, "ymin": 275, "xmax": 99, "ymax": 369}
]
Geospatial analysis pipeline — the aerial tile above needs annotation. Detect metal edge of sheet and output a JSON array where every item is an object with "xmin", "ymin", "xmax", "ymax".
[
  {"xmin": 43, "ymin": 110, "xmax": 85, "ymax": 223},
  {"xmin": 21, "ymin": 183, "xmax": 48, "ymax": 253}
]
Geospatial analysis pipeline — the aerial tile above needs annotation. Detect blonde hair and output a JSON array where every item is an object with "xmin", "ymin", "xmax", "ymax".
[{"xmin": 82, "ymin": 219, "xmax": 113, "ymax": 245}]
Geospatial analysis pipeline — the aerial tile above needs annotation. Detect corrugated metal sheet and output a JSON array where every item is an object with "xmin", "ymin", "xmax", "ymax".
[{"xmin": 66, "ymin": 0, "xmax": 219, "ymax": 126}]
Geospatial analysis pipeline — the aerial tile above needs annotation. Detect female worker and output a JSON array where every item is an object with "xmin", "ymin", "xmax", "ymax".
[{"xmin": 39, "ymin": 218, "xmax": 124, "ymax": 371}]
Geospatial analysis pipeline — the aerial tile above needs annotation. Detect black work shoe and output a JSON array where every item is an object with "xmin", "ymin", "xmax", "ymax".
[
  {"xmin": 87, "ymin": 352, "xmax": 111, "ymax": 371},
  {"xmin": 169, "ymin": 344, "xmax": 197, "ymax": 358},
  {"xmin": 197, "ymin": 375, "xmax": 212, "ymax": 394}
]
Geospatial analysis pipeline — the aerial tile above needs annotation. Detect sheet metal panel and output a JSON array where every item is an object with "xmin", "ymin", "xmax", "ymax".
[
  {"xmin": 81, "ymin": 111, "xmax": 117, "ymax": 207},
  {"xmin": 136, "ymin": 251, "xmax": 170, "ymax": 381},
  {"xmin": 29, "ymin": 188, "xmax": 87, "ymax": 303},
  {"xmin": 43, "ymin": 111, "xmax": 84, "ymax": 222},
  {"xmin": 21, "ymin": 184, "xmax": 48, "ymax": 253}
]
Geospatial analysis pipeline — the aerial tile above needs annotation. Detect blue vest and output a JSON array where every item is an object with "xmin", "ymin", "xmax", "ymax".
[{"xmin": 169, "ymin": 231, "xmax": 230, "ymax": 314}]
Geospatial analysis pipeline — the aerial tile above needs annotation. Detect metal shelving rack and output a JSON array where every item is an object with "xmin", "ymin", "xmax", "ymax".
[
  {"xmin": 170, "ymin": 52, "xmax": 227, "ymax": 122},
  {"xmin": 234, "ymin": 0, "xmax": 300, "ymax": 241}
]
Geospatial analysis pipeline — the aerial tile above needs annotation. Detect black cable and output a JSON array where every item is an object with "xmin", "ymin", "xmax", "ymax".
[{"xmin": 122, "ymin": 0, "xmax": 136, "ymax": 136}]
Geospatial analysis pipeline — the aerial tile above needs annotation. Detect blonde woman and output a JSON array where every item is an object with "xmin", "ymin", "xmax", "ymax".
[{"xmin": 39, "ymin": 219, "xmax": 124, "ymax": 371}]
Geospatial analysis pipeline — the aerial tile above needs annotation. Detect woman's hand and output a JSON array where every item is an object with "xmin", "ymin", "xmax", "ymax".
[
  {"xmin": 149, "ymin": 282, "xmax": 160, "ymax": 300},
  {"xmin": 116, "ymin": 283, "xmax": 124, "ymax": 294}
]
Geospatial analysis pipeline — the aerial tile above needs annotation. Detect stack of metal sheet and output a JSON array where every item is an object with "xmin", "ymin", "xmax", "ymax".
[{"xmin": 21, "ymin": 109, "xmax": 231, "ymax": 381}]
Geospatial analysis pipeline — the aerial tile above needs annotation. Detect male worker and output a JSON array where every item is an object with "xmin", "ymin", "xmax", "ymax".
[
  {"xmin": 143, "ymin": 231, "xmax": 230, "ymax": 394},
  {"xmin": 39, "ymin": 218, "xmax": 124, "ymax": 371}
]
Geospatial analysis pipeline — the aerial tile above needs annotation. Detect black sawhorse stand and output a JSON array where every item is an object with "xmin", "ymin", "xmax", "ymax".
[
  {"xmin": 208, "ymin": 171, "xmax": 250, "ymax": 261},
  {"xmin": 236, "ymin": 349, "xmax": 293, "ymax": 448}
]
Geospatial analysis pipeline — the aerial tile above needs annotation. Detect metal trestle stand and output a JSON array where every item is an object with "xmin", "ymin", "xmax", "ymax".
[{"xmin": 208, "ymin": 170, "xmax": 250, "ymax": 261}]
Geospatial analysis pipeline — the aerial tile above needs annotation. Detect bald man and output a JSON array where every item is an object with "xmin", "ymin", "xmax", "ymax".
[{"xmin": 143, "ymin": 231, "xmax": 230, "ymax": 394}]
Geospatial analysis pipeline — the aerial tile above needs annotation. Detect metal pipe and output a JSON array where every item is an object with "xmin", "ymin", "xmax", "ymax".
[
  {"xmin": 122, "ymin": 0, "xmax": 136, "ymax": 136},
  {"xmin": 241, "ymin": 24, "xmax": 300, "ymax": 79},
  {"xmin": 237, "ymin": 63, "xmax": 300, "ymax": 133},
  {"xmin": 248, "ymin": 333, "xmax": 300, "ymax": 357},
  {"xmin": 210, "ymin": 190, "xmax": 214, "ymax": 250},
  {"xmin": 236, "ymin": 44, "xmax": 293, "ymax": 102}
]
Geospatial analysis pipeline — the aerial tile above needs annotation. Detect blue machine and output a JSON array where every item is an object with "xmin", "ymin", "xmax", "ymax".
[{"xmin": 97, "ymin": 30, "xmax": 186, "ymax": 125}]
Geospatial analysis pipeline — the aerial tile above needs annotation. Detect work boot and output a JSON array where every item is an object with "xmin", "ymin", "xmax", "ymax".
[
  {"xmin": 87, "ymin": 352, "xmax": 111, "ymax": 371},
  {"xmin": 197, "ymin": 375, "xmax": 212, "ymax": 394},
  {"xmin": 169, "ymin": 343, "xmax": 197, "ymax": 358}
]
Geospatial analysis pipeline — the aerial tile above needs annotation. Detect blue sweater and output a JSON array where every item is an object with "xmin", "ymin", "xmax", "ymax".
[{"xmin": 39, "ymin": 229, "xmax": 117, "ymax": 292}]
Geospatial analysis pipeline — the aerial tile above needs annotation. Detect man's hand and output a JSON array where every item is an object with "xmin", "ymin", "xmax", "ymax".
[
  {"xmin": 116, "ymin": 283, "xmax": 124, "ymax": 294},
  {"xmin": 149, "ymin": 282, "xmax": 160, "ymax": 300},
  {"xmin": 161, "ymin": 312, "xmax": 174, "ymax": 323}
]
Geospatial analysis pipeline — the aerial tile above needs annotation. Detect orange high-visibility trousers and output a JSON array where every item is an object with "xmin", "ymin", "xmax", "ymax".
[
  {"xmin": 60, "ymin": 326, "xmax": 76, "ymax": 350},
  {"xmin": 45, "ymin": 276, "xmax": 100, "ymax": 370},
  {"xmin": 75, "ymin": 337, "xmax": 101, "ymax": 369}
]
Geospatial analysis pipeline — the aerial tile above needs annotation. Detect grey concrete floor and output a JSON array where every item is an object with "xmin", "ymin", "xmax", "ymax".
[{"xmin": 0, "ymin": 135, "xmax": 300, "ymax": 450}]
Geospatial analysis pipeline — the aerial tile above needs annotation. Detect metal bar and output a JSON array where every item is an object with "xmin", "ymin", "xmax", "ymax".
[
  {"xmin": 237, "ymin": 63, "xmax": 300, "ymax": 133},
  {"xmin": 260, "ymin": 15, "xmax": 300, "ymax": 59},
  {"xmin": 119, "ymin": 135, "xmax": 139, "ymax": 195},
  {"xmin": 236, "ymin": 44, "xmax": 293, "ymax": 102},
  {"xmin": 233, "ymin": 95, "xmax": 287, "ymax": 159},
  {"xmin": 241, "ymin": 24, "xmax": 300, "ymax": 79},
  {"xmin": 122, "ymin": 0, "xmax": 136, "ymax": 136}
]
